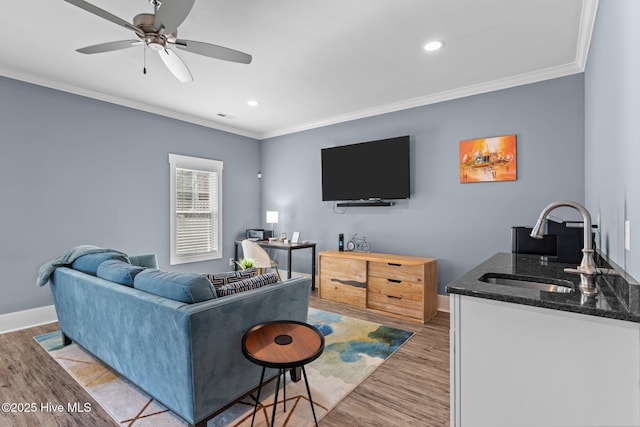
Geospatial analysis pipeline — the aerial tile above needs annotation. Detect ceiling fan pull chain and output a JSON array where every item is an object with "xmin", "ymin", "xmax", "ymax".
[{"xmin": 143, "ymin": 45, "xmax": 147, "ymax": 75}]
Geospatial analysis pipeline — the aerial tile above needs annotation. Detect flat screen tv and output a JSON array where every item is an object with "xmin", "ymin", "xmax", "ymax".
[{"xmin": 321, "ymin": 136, "xmax": 410, "ymax": 201}]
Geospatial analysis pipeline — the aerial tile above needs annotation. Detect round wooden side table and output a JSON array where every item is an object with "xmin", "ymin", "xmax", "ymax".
[{"xmin": 242, "ymin": 320, "xmax": 325, "ymax": 427}]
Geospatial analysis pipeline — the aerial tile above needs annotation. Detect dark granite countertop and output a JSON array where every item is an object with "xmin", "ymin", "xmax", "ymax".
[{"xmin": 446, "ymin": 252, "xmax": 640, "ymax": 323}]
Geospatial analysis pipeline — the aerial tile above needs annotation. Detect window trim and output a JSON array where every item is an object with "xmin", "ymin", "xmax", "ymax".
[{"xmin": 169, "ymin": 153, "xmax": 223, "ymax": 265}]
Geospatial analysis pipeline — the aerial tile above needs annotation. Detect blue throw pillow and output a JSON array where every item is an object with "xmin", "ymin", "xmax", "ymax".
[
  {"xmin": 128, "ymin": 254, "xmax": 158, "ymax": 269},
  {"xmin": 134, "ymin": 269, "xmax": 216, "ymax": 303},
  {"xmin": 71, "ymin": 252, "xmax": 129, "ymax": 275},
  {"xmin": 97, "ymin": 260, "xmax": 145, "ymax": 287}
]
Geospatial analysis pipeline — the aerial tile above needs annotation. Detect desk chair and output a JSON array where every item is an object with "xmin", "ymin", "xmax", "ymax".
[{"xmin": 241, "ymin": 240, "xmax": 281, "ymax": 280}]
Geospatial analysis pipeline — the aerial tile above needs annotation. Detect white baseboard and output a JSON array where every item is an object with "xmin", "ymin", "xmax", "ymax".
[
  {"xmin": 0, "ymin": 305, "xmax": 57, "ymax": 334},
  {"xmin": 438, "ymin": 294, "xmax": 450, "ymax": 313}
]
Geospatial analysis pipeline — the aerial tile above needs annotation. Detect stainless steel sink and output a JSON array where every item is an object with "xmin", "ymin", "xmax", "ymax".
[{"xmin": 478, "ymin": 273, "xmax": 574, "ymax": 293}]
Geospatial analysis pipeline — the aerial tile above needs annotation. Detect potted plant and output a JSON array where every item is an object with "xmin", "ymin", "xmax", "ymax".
[{"xmin": 236, "ymin": 258, "xmax": 255, "ymax": 270}]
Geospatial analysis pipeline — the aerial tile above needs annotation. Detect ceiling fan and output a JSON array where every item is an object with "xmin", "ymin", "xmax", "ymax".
[{"xmin": 64, "ymin": 0, "xmax": 252, "ymax": 83}]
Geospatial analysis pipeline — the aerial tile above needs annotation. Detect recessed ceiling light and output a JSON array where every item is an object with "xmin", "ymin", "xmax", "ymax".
[
  {"xmin": 247, "ymin": 100, "xmax": 259, "ymax": 107},
  {"xmin": 423, "ymin": 40, "xmax": 444, "ymax": 52}
]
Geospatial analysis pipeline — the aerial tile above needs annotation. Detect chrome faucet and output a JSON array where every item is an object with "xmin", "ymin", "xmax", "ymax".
[{"xmin": 530, "ymin": 201, "xmax": 598, "ymax": 296}]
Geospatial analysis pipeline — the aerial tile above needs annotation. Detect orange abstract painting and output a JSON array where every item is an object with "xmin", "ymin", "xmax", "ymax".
[{"xmin": 459, "ymin": 135, "xmax": 517, "ymax": 183}]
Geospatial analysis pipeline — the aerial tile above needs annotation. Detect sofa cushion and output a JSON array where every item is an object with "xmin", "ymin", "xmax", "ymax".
[
  {"xmin": 71, "ymin": 252, "xmax": 129, "ymax": 275},
  {"xmin": 202, "ymin": 268, "xmax": 258, "ymax": 286},
  {"xmin": 213, "ymin": 273, "xmax": 279, "ymax": 297},
  {"xmin": 134, "ymin": 269, "xmax": 216, "ymax": 303},
  {"xmin": 97, "ymin": 260, "xmax": 146, "ymax": 287}
]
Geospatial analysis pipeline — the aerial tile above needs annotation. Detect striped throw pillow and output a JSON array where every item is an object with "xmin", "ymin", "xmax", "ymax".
[
  {"xmin": 202, "ymin": 268, "xmax": 258, "ymax": 286},
  {"xmin": 213, "ymin": 273, "xmax": 279, "ymax": 297}
]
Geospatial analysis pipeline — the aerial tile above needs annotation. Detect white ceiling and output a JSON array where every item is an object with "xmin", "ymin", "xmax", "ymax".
[{"xmin": 0, "ymin": 0, "xmax": 597, "ymax": 139}]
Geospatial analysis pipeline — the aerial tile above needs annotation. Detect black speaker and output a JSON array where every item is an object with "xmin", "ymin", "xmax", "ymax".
[
  {"xmin": 512, "ymin": 227, "xmax": 557, "ymax": 256},
  {"xmin": 547, "ymin": 221, "xmax": 596, "ymax": 264},
  {"xmin": 338, "ymin": 233, "xmax": 344, "ymax": 251}
]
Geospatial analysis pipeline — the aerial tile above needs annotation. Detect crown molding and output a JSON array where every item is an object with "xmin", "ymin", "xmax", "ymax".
[
  {"xmin": 0, "ymin": 67, "xmax": 261, "ymax": 140},
  {"xmin": 2, "ymin": 1, "xmax": 597, "ymax": 142},
  {"xmin": 576, "ymin": 0, "xmax": 599, "ymax": 70},
  {"xmin": 261, "ymin": 0, "xmax": 597, "ymax": 139},
  {"xmin": 261, "ymin": 61, "xmax": 584, "ymax": 140},
  {"xmin": 1, "ymin": 59, "xmax": 586, "ymax": 143}
]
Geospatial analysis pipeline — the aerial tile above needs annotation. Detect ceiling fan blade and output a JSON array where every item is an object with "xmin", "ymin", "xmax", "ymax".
[
  {"xmin": 154, "ymin": 0, "xmax": 195, "ymax": 35},
  {"xmin": 63, "ymin": 0, "xmax": 144, "ymax": 37},
  {"xmin": 158, "ymin": 48, "xmax": 193, "ymax": 83},
  {"xmin": 77, "ymin": 40, "xmax": 142, "ymax": 54},
  {"xmin": 172, "ymin": 39, "xmax": 252, "ymax": 64}
]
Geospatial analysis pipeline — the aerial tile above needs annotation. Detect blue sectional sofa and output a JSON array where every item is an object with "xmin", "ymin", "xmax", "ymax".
[{"xmin": 48, "ymin": 253, "xmax": 311, "ymax": 426}]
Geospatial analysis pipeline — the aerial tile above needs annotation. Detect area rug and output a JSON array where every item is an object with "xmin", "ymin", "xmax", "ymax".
[{"xmin": 35, "ymin": 307, "xmax": 413, "ymax": 426}]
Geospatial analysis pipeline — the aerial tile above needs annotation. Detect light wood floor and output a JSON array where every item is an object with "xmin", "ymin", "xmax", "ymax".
[{"xmin": 0, "ymin": 291, "xmax": 450, "ymax": 426}]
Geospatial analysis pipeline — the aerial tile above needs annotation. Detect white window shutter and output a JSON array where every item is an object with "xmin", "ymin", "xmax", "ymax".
[{"xmin": 169, "ymin": 154, "xmax": 223, "ymax": 265}]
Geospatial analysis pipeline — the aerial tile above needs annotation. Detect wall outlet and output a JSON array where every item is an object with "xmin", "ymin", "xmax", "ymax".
[
  {"xmin": 625, "ymin": 220, "xmax": 631, "ymax": 251},
  {"xmin": 229, "ymin": 257, "xmax": 235, "ymax": 266}
]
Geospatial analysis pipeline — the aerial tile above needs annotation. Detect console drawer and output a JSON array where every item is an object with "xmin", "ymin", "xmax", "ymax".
[
  {"xmin": 320, "ymin": 279, "xmax": 366, "ymax": 308},
  {"xmin": 368, "ymin": 277, "xmax": 423, "ymax": 301},
  {"xmin": 321, "ymin": 256, "xmax": 366, "ymax": 283},
  {"xmin": 368, "ymin": 261, "xmax": 424, "ymax": 283},
  {"xmin": 367, "ymin": 292, "xmax": 423, "ymax": 319},
  {"xmin": 319, "ymin": 255, "xmax": 367, "ymax": 308}
]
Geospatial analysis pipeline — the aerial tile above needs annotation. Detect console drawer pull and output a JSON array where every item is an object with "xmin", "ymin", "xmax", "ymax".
[
  {"xmin": 387, "ymin": 278, "xmax": 402, "ymax": 283},
  {"xmin": 387, "ymin": 263, "xmax": 402, "ymax": 267},
  {"xmin": 387, "ymin": 295, "xmax": 402, "ymax": 300}
]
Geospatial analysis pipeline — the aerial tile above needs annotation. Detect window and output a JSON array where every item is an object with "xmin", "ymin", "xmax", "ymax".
[{"xmin": 169, "ymin": 154, "xmax": 223, "ymax": 265}]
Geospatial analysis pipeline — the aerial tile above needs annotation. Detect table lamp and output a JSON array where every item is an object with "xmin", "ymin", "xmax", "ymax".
[{"xmin": 266, "ymin": 211, "xmax": 278, "ymax": 234}]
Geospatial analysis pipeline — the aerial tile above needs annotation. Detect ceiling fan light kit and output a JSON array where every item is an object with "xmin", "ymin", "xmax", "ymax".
[{"xmin": 64, "ymin": 0, "xmax": 252, "ymax": 82}]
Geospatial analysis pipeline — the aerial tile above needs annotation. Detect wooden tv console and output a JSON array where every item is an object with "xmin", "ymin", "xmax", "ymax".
[{"xmin": 318, "ymin": 250, "xmax": 438, "ymax": 323}]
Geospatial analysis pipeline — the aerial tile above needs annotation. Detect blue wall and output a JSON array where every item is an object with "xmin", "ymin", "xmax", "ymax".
[
  {"xmin": 585, "ymin": 0, "xmax": 640, "ymax": 279},
  {"xmin": 6, "ymin": 3, "xmax": 639, "ymax": 316},
  {"xmin": 0, "ymin": 76, "xmax": 261, "ymax": 315},
  {"xmin": 0, "ymin": 64, "xmax": 591, "ymax": 316},
  {"xmin": 260, "ymin": 75, "xmax": 586, "ymax": 294}
]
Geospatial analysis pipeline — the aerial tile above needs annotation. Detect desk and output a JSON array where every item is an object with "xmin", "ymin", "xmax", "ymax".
[{"xmin": 234, "ymin": 240, "xmax": 317, "ymax": 290}]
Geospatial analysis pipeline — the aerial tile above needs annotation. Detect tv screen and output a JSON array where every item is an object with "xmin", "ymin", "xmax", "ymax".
[{"xmin": 321, "ymin": 136, "xmax": 410, "ymax": 201}]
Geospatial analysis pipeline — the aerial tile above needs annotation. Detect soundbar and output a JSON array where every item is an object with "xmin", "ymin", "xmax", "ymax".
[{"xmin": 336, "ymin": 201, "xmax": 394, "ymax": 207}]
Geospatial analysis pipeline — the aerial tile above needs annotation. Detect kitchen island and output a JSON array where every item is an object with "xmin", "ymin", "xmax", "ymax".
[{"xmin": 446, "ymin": 252, "xmax": 640, "ymax": 427}]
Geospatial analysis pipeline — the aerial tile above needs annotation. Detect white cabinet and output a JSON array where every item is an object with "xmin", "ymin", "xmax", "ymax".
[{"xmin": 450, "ymin": 294, "xmax": 640, "ymax": 427}]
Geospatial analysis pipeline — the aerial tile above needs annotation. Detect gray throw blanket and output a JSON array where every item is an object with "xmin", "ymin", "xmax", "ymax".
[{"xmin": 37, "ymin": 245, "xmax": 127, "ymax": 286}]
